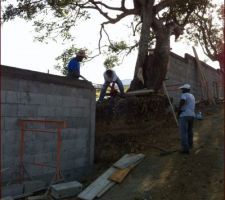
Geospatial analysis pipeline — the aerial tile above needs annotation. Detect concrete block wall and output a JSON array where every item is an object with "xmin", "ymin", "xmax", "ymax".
[
  {"xmin": 1, "ymin": 66, "xmax": 95, "ymax": 195},
  {"xmin": 165, "ymin": 53, "xmax": 223, "ymax": 105}
]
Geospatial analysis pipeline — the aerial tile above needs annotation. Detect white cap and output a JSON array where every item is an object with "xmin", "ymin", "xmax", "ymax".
[{"xmin": 179, "ymin": 83, "xmax": 191, "ymax": 89}]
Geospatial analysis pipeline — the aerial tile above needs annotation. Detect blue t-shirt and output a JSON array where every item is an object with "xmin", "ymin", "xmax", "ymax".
[{"xmin": 67, "ymin": 58, "xmax": 80, "ymax": 74}]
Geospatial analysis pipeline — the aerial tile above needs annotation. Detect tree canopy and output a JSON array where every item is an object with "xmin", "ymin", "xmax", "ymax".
[{"xmin": 2, "ymin": 0, "xmax": 223, "ymax": 90}]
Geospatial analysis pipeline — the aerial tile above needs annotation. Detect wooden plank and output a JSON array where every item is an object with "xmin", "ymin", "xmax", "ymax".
[
  {"xmin": 126, "ymin": 89, "xmax": 154, "ymax": 96},
  {"xmin": 96, "ymin": 182, "xmax": 115, "ymax": 198},
  {"xmin": 109, "ymin": 158, "xmax": 144, "ymax": 183},
  {"xmin": 192, "ymin": 47, "xmax": 215, "ymax": 104},
  {"xmin": 163, "ymin": 82, "xmax": 178, "ymax": 126},
  {"xmin": 113, "ymin": 153, "xmax": 145, "ymax": 169},
  {"xmin": 77, "ymin": 167, "xmax": 117, "ymax": 200},
  {"xmin": 109, "ymin": 165, "xmax": 134, "ymax": 183}
]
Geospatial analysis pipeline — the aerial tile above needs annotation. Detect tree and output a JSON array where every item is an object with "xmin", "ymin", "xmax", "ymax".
[
  {"xmin": 184, "ymin": 3, "xmax": 224, "ymax": 74},
  {"xmin": 3, "ymin": 0, "xmax": 214, "ymax": 91}
]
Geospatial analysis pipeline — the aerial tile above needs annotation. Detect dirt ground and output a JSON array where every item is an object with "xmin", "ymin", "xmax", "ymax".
[{"xmin": 91, "ymin": 103, "xmax": 224, "ymax": 200}]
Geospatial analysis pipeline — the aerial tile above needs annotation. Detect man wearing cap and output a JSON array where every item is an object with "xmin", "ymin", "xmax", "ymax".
[
  {"xmin": 177, "ymin": 83, "xmax": 196, "ymax": 154},
  {"xmin": 67, "ymin": 50, "xmax": 87, "ymax": 79}
]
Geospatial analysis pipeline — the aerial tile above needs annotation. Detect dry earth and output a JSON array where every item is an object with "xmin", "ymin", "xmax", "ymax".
[{"xmin": 92, "ymin": 103, "xmax": 224, "ymax": 200}]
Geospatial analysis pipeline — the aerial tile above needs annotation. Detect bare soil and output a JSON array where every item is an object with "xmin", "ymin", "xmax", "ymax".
[{"xmin": 92, "ymin": 100, "xmax": 224, "ymax": 200}]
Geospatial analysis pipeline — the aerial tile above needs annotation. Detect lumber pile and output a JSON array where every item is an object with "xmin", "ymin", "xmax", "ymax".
[{"xmin": 78, "ymin": 153, "xmax": 145, "ymax": 200}]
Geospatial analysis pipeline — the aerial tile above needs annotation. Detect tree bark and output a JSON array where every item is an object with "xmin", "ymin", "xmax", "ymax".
[
  {"xmin": 144, "ymin": 20, "xmax": 171, "ymax": 92},
  {"xmin": 129, "ymin": 1, "xmax": 154, "ymax": 91}
]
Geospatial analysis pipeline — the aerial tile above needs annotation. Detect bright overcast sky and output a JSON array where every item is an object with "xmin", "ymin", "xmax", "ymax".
[{"xmin": 1, "ymin": 0, "xmax": 222, "ymax": 84}]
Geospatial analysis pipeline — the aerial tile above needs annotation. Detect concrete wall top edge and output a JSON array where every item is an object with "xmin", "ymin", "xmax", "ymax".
[
  {"xmin": 1, "ymin": 65, "xmax": 95, "ymax": 90},
  {"xmin": 170, "ymin": 52, "xmax": 220, "ymax": 73}
]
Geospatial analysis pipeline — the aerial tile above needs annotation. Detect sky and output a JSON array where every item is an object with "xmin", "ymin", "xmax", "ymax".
[{"xmin": 1, "ymin": 1, "xmax": 222, "ymax": 84}]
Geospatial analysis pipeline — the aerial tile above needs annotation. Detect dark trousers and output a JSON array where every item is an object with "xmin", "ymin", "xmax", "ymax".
[
  {"xmin": 67, "ymin": 71, "xmax": 79, "ymax": 79},
  {"xmin": 179, "ymin": 116, "xmax": 195, "ymax": 151}
]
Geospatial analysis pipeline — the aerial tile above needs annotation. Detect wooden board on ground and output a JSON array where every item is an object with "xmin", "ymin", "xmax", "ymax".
[
  {"xmin": 77, "ymin": 167, "xmax": 117, "ymax": 200},
  {"xmin": 96, "ymin": 182, "xmax": 115, "ymax": 198},
  {"xmin": 109, "ymin": 165, "xmax": 134, "ymax": 183},
  {"xmin": 78, "ymin": 154, "xmax": 145, "ymax": 200},
  {"xmin": 109, "ymin": 157, "xmax": 144, "ymax": 183},
  {"xmin": 113, "ymin": 153, "xmax": 145, "ymax": 169}
]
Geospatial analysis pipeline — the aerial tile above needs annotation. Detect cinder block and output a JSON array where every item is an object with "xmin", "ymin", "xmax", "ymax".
[
  {"xmin": 46, "ymin": 95, "xmax": 62, "ymax": 106},
  {"xmin": 50, "ymin": 181, "xmax": 83, "ymax": 199},
  {"xmin": 2, "ymin": 78, "xmax": 19, "ymax": 91},
  {"xmin": 18, "ymin": 80, "xmax": 31, "ymax": 92},
  {"xmin": 18, "ymin": 92, "xmax": 31, "ymax": 104},
  {"xmin": 63, "ymin": 96, "xmax": 77, "ymax": 107},
  {"xmin": 2, "ymin": 184, "xmax": 23, "ymax": 197},
  {"xmin": 5, "ymin": 91, "xmax": 18, "ymax": 103},
  {"xmin": 18, "ymin": 105, "xmax": 38, "ymax": 117},
  {"xmin": 28, "ymin": 93, "xmax": 46, "ymax": 105},
  {"xmin": 23, "ymin": 180, "xmax": 46, "ymax": 193},
  {"xmin": 67, "ymin": 117, "xmax": 89, "ymax": 128},
  {"xmin": 1, "ymin": 91, "xmax": 7, "ymax": 103},
  {"xmin": 70, "ymin": 108, "xmax": 84, "ymax": 117},
  {"xmin": 3, "ymin": 117, "xmax": 18, "ymax": 130},
  {"xmin": 1, "ymin": 196, "xmax": 14, "ymax": 200},
  {"xmin": 2, "ymin": 104, "xmax": 18, "ymax": 117},
  {"xmin": 76, "ymin": 98, "xmax": 90, "ymax": 107},
  {"xmin": 37, "ymin": 106, "xmax": 55, "ymax": 117}
]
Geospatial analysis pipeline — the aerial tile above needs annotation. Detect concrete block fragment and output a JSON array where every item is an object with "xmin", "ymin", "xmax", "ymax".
[
  {"xmin": 50, "ymin": 181, "xmax": 83, "ymax": 199},
  {"xmin": 23, "ymin": 180, "xmax": 46, "ymax": 193}
]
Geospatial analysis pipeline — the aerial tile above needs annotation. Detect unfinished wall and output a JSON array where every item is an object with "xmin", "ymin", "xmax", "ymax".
[
  {"xmin": 166, "ymin": 53, "xmax": 223, "ymax": 104},
  {"xmin": 1, "ymin": 66, "xmax": 95, "ymax": 196}
]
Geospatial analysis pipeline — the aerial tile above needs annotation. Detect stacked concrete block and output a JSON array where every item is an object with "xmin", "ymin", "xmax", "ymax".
[
  {"xmin": 166, "ymin": 52, "xmax": 223, "ymax": 105},
  {"xmin": 1, "ymin": 66, "xmax": 96, "ymax": 197}
]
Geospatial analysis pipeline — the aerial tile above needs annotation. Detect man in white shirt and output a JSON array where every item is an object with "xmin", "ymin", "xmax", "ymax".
[
  {"xmin": 177, "ymin": 83, "xmax": 196, "ymax": 154},
  {"xmin": 98, "ymin": 69, "xmax": 125, "ymax": 102}
]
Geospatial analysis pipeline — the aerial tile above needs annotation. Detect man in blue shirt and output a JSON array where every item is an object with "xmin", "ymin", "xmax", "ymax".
[{"xmin": 67, "ymin": 50, "xmax": 87, "ymax": 79}]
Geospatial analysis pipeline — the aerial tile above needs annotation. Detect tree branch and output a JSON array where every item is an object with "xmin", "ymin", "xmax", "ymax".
[{"xmin": 154, "ymin": 0, "xmax": 179, "ymax": 13}]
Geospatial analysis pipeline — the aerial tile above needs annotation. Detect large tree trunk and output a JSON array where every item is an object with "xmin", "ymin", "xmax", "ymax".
[
  {"xmin": 130, "ymin": 17, "xmax": 182, "ymax": 92},
  {"xmin": 144, "ymin": 20, "xmax": 171, "ymax": 92},
  {"xmin": 129, "ymin": 1, "xmax": 154, "ymax": 91}
]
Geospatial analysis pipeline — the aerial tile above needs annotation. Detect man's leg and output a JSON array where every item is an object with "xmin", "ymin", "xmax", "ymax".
[
  {"xmin": 98, "ymin": 81, "xmax": 110, "ymax": 102},
  {"xmin": 67, "ymin": 71, "xmax": 79, "ymax": 79},
  {"xmin": 179, "ymin": 117, "xmax": 189, "ymax": 153},
  {"xmin": 187, "ymin": 117, "xmax": 194, "ymax": 148},
  {"xmin": 115, "ymin": 78, "xmax": 125, "ymax": 97}
]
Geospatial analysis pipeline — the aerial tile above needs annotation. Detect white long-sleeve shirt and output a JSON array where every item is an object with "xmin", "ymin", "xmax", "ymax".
[{"xmin": 103, "ymin": 70, "xmax": 118, "ymax": 82}]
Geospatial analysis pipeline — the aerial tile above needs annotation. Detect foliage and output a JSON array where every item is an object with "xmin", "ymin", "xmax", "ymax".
[
  {"xmin": 183, "ymin": 2, "xmax": 223, "ymax": 62},
  {"xmin": 103, "ymin": 55, "xmax": 119, "ymax": 69},
  {"xmin": 54, "ymin": 45, "xmax": 81, "ymax": 75},
  {"xmin": 2, "ymin": 0, "xmax": 222, "ymax": 77}
]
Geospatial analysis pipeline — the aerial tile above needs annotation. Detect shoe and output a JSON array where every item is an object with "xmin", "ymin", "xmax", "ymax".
[{"xmin": 179, "ymin": 150, "xmax": 190, "ymax": 154}]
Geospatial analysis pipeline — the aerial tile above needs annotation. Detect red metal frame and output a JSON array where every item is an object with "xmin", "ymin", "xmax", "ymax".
[{"xmin": 19, "ymin": 119, "xmax": 66, "ymax": 182}]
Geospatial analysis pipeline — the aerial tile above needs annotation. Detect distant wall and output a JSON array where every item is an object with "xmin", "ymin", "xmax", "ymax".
[
  {"xmin": 166, "ymin": 52, "xmax": 223, "ymax": 104},
  {"xmin": 1, "ymin": 66, "xmax": 95, "ymax": 196}
]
